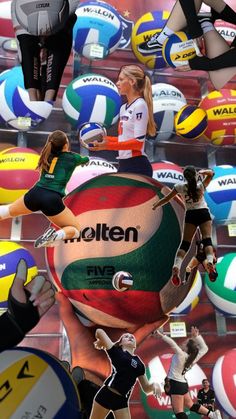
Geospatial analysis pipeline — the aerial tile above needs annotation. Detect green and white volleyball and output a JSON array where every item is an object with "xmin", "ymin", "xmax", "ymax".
[
  {"xmin": 62, "ymin": 73, "xmax": 121, "ymax": 129},
  {"xmin": 205, "ymin": 253, "xmax": 236, "ymax": 315},
  {"xmin": 13, "ymin": 0, "xmax": 70, "ymax": 36}
]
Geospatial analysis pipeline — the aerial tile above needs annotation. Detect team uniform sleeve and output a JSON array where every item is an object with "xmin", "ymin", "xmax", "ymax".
[
  {"xmin": 189, "ymin": 47, "xmax": 236, "ymax": 71},
  {"xmin": 192, "ymin": 335, "xmax": 209, "ymax": 364},
  {"xmin": 73, "ymin": 153, "xmax": 89, "ymax": 166},
  {"xmin": 161, "ymin": 334, "xmax": 186, "ymax": 356},
  {"xmin": 106, "ymin": 101, "xmax": 148, "ymax": 151}
]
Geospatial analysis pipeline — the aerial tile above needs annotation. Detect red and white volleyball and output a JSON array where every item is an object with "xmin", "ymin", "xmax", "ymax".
[
  {"xmin": 141, "ymin": 353, "xmax": 207, "ymax": 418},
  {"xmin": 215, "ymin": 20, "xmax": 236, "ymax": 45},
  {"xmin": 0, "ymin": 1, "xmax": 14, "ymax": 38},
  {"xmin": 212, "ymin": 348, "xmax": 236, "ymax": 417},
  {"xmin": 152, "ymin": 161, "xmax": 183, "ymax": 187},
  {"xmin": 200, "ymin": 89, "xmax": 236, "ymax": 145}
]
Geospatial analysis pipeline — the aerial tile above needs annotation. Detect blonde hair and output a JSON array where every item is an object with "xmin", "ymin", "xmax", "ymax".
[
  {"xmin": 119, "ymin": 65, "xmax": 156, "ymax": 136},
  {"xmin": 37, "ymin": 130, "xmax": 68, "ymax": 172}
]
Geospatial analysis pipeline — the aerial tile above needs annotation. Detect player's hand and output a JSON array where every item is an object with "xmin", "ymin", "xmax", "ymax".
[
  {"xmin": 153, "ymin": 382, "xmax": 162, "ymax": 398},
  {"xmin": 88, "ymin": 137, "xmax": 108, "ymax": 151},
  {"xmin": 151, "ymin": 329, "xmax": 164, "ymax": 338},
  {"xmin": 175, "ymin": 64, "xmax": 191, "ymax": 72},
  {"xmin": 191, "ymin": 326, "xmax": 199, "ymax": 338}
]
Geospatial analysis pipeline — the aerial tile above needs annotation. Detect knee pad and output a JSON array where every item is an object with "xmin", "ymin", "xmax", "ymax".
[
  {"xmin": 0, "ymin": 204, "xmax": 10, "ymax": 219},
  {"xmin": 190, "ymin": 403, "xmax": 201, "ymax": 413},
  {"xmin": 202, "ymin": 237, "xmax": 213, "ymax": 248},
  {"xmin": 180, "ymin": 240, "xmax": 191, "ymax": 253},
  {"xmin": 175, "ymin": 413, "xmax": 188, "ymax": 419}
]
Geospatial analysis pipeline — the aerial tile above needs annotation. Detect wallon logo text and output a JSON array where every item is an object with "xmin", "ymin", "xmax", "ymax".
[{"xmin": 65, "ymin": 223, "xmax": 139, "ymax": 243}]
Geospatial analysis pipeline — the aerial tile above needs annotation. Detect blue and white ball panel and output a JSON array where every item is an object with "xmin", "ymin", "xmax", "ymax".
[
  {"xmin": 79, "ymin": 122, "xmax": 106, "ymax": 143},
  {"xmin": 206, "ymin": 166, "xmax": 236, "ymax": 204},
  {"xmin": 172, "ymin": 270, "xmax": 202, "ymax": 314},
  {"xmin": 12, "ymin": 87, "xmax": 53, "ymax": 121}
]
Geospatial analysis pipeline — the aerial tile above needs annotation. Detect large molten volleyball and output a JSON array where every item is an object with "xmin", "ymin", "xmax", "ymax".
[
  {"xmin": 200, "ymin": 89, "xmax": 236, "ymax": 145},
  {"xmin": 205, "ymin": 165, "xmax": 236, "ymax": 223},
  {"xmin": 162, "ymin": 31, "xmax": 196, "ymax": 68},
  {"xmin": 152, "ymin": 83, "xmax": 186, "ymax": 141},
  {"xmin": 141, "ymin": 352, "xmax": 206, "ymax": 418},
  {"xmin": 0, "ymin": 347, "xmax": 80, "ymax": 418},
  {"xmin": 0, "ymin": 242, "xmax": 38, "ymax": 308},
  {"xmin": 205, "ymin": 253, "xmax": 236, "ymax": 315},
  {"xmin": 131, "ymin": 10, "xmax": 169, "ymax": 69},
  {"xmin": 0, "ymin": 147, "xmax": 39, "ymax": 203},
  {"xmin": 175, "ymin": 104, "xmax": 208, "ymax": 139},
  {"xmin": 73, "ymin": 1, "xmax": 122, "ymax": 59},
  {"xmin": 62, "ymin": 73, "xmax": 121, "ymax": 129},
  {"xmin": 46, "ymin": 173, "xmax": 186, "ymax": 328}
]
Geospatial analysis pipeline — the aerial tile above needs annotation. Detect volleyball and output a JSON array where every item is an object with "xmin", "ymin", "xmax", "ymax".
[
  {"xmin": 152, "ymin": 83, "xmax": 187, "ymax": 141},
  {"xmin": 112, "ymin": 271, "xmax": 133, "ymax": 292},
  {"xmin": 0, "ymin": 147, "xmax": 40, "ymax": 203},
  {"xmin": 172, "ymin": 270, "xmax": 202, "ymax": 315},
  {"xmin": 0, "ymin": 347, "xmax": 80, "ymax": 418},
  {"xmin": 212, "ymin": 349, "xmax": 236, "ymax": 418},
  {"xmin": 79, "ymin": 122, "xmax": 107, "ymax": 148},
  {"xmin": 142, "ymin": 353, "xmax": 206, "ymax": 418},
  {"xmin": 204, "ymin": 165, "xmax": 236, "ymax": 223},
  {"xmin": 0, "ymin": 241, "xmax": 38, "ymax": 308},
  {"xmin": 162, "ymin": 31, "xmax": 196, "ymax": 68},
  {"xmin": 13, "ymin": 0, "xmax": 70, "ymax": 36},
  {"xmin": 46, "ymin": 173, "xmax": 186, "ymax": 329},
  {"xmin": 199, "ymin": 89, "xmax": 236, "ymax": 145},
  {"xmin": 131, "ymin": 10, "xmax": 170, "ymax": 69},
  {"xmin": 205, "ymin": 253, "xmax": 236, "ymax": 315},
  {"xmin": 0, "ymin": 66, "xmax": 53, "ymax": 130},
  {"xmin": 73, "ymin": 1, "xmax": 122, "ymax": 59},
  {"xmin": 215, "ymin": 20, "xmax": 236, "ymax": 45},
  {"xmin": 174, "ymin": 104, "xmax": 208, "ymax": 139},
  {"xmin": 62, "ymin": 73, "xmax": 121, "ymax": 129},
  {"xmin": 66, "ymin": 157, "xmax": 117, "ymax": 193},
  {"xmin": 152, "ymin": 161, "xmax": 184, "ymax": 186}
]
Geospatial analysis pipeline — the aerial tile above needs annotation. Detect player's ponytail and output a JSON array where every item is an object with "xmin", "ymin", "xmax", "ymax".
[
  {"xmin": 183, "ymin": 165, "xmax": 199, "ymax": 202},
  {"xmin": 143, "ymin": 74, "xmax": 156, "ymax": 137},
  {"xmin": 182, "ymin": 339, "xmax": 199, "ymax": 375},
  {"xmin": 37, "ymin": 130, "xmax": 68, "ymax": 172}
]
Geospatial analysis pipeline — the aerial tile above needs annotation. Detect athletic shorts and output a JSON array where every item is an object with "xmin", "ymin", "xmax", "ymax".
[
  {"xmin": 118, "ymin": 156, "xmax": 153, "ymax": 177},
  {"xmin": 94, "ymin": 385, "xmax": 128, "ymax": 411},
  {"xmin": 169, "ymin": 379, "xmax": 189, "ymax": 395},
  {"xmin": 185, "ymin": 208, "xmax": 211, "ymax": 227},
  {"xmin": 24, "ymin": 185, "xmax": 65, "ymax": 216}
]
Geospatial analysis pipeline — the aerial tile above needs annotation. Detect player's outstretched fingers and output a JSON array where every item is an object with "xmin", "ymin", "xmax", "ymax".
[{"xmin": 10, "ymin": 258, "xmax": 28, "ymax": 304}]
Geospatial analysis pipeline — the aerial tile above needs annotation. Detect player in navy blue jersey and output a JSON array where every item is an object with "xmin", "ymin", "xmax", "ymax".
[{"xmin": 90, "ymin": 329, "xmax": 161, "ymax": 419}]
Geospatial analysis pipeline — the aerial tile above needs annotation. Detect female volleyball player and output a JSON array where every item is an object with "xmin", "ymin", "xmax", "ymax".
[
  {"xmin": 153, "ymin": 327, "xmax": 219, "ymax": 419},
  {"xmin": 89, "ymin": 328, "xmax": 161, "ymax": 419},
  {"xmin": 11, "ymin": 0, "xmax": 79, "ymax": 101},
  {"xmin": 152, "ymin": 165, "xmax": 215, "ymax": 286},
  {"xmin": 0, "ymin": 258, "xmax": 55, "ymax": 351},
  {"xmin": 0, "ymin": 130, "xmax": 89, "ymax": 248},
  {"xmin": 88, "ymin": 64, "xmax": 156, "ymax": 177}
]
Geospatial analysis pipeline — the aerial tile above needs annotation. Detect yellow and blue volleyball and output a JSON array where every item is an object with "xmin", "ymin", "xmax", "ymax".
[
  {"xmin": 171, "ymin": 270, "xmax": 202, "ymax": 315},
  {"xmin": 0, "ymin": 347, "xmax": 81, "ymax": 418},
  {"xmin": 0, "ymin": 242, "xmax": 38, "ymax": 308},
  {"xmin": 162, "ymin": 31, "xmax": 196, "ymax": 68},
  {"xmin": 174, "ymin": 104, "xmax": 208, "ymax": 139},
  {"xmin": 131, "ymin": 10, "xmax": 170, "ymax": 69},
  {"xmin": 0, "ymin": 147, "xmax": 39, "ymax": 203}
]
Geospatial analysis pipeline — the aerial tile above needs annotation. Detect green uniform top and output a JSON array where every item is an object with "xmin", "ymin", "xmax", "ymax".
[{"xmin": 36, "ymin": 151, "xmax": 89, "ymax": 196}]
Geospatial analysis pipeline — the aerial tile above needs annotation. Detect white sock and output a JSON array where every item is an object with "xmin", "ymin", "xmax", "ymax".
[
  {"xmin": 200, "ymin": 21, "xmax": 214, "ymax": 34},
  {"xmin": 156, "ymin": 26, "xmax": 175, "ymax": 44},
  {"xmin": 206, "ymin": 254, "xmax": 214, "ymax": 265},
  {"xmin": 54, "ymin": 229, "xmax": 66, "ymax": 241},
  {"xmin": 174, "ymin": 257, "xmax": 183, "ymax": 270},
  {"xmin": 0, "ymin": 204, "xmax": 10, "ymax": 219}
]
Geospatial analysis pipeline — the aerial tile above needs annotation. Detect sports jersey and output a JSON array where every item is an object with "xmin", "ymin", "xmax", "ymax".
[
  {"xmin": 104, "ymin": 345, "xmax": 145, "ymax": 398},
  {"xmin": 36, "ymin": 151, "xmax": 89, "ymax": 196},
  {"xmin": 174, "ymin": 181, "xmax": 208, "ymax": 210},
  {"xmin": 197, "ymin": 388, "xmax": 215, "ymax": 405},
  {"xmin": 106, "ymin": 97, "xmax": 148, "ymax": 160},
  {"xmin": 162, "ymin": 334, "xmax": 208, "ymax": 383}
]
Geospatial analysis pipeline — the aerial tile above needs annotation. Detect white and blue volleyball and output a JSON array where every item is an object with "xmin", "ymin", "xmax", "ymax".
[
  {"xmin": 73, "ymin": 1, "xmax": 122, "ymax": 59},
  {"xmin": 162, "ymin": 31, "xmax": 196, "ymax": 68},
  {"xmin": 205, "ymin": 165, "xmax": 236, "ymax": 223},
  {"xmin": 172, "ymin": 270, "xmax": 202, "ymax": 315},
  {"xmin": 205, "ymin": 253, "xmax": 236, "ymax": 315},
  {"xmin": 13, "ymin": 0, "xmax": 70, "ymax": 36},
  {"xmin": 0, "ymin": 347, "xmax": 81, "ymax": 418},
  {"xmin": 62, "ymin": 73, "xmax": 121, "ymax": 129},
  {"xmin": 79, "ymin": 121, "xmax": 107, "ymax": 147},
  {"xmin": 152, "ymin": 83, "xmax": 187, "ymax": 141},
  {"xmin": 0, "ymin": 66, "xmax": 53, "ymax": 129}
]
